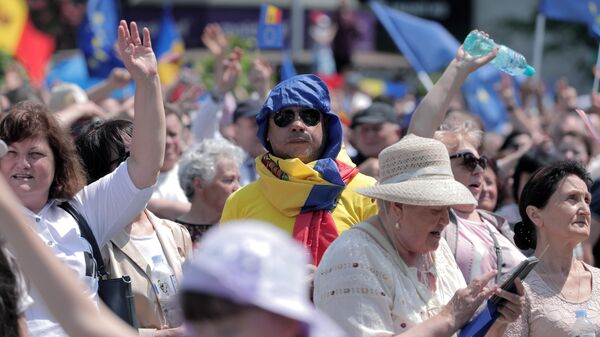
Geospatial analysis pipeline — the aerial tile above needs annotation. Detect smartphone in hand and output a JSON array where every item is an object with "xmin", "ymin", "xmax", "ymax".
[{"xmin": 490, "ymin": 256, "xmax": 539, "ymax": 305}]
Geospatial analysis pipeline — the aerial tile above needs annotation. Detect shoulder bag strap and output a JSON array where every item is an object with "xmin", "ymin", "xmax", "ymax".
[
  {"xmin": 480, "ymin": 213, "xmax": 502, "ymax": 284},
  {"xmin": 58, "ymin": 202, "xmax": 107, "ymax": 278}
]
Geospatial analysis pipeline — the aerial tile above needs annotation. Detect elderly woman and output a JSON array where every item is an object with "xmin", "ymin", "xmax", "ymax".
[
  {"xmin": 505, "ymin": 161, "xmax": 600, "ymax": 336},
  {"xmin": 314, "ymin": 134, "xmax": 524, "ymax": 337},
  {"xmin": 0, "ymin": 21, "xmax": 164, "ymax": 336},
  {"xmin": 75, "ymin": 119, "xmax": 192, "ymax": 337},
  {"xmin": 408, "ymin": 41, "xmax": 525, "ymax": 284},
  {"xmin": 176, "ymin": 138, "xmax": 244, "ymax": 246}
]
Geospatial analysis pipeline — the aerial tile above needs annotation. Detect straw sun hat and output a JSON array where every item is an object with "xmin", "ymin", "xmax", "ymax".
[{"xmin": 355, "ymin": 134, "xmax": 477, "ymax": 207}]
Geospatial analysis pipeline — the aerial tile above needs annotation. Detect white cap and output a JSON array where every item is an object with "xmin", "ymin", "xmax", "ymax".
[{"xmin": 181, "ymin": 220, "xmax": 345, "ymax": 337}]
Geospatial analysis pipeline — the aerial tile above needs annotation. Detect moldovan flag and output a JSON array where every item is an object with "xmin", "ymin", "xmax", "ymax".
[
  {"xmin": 0, "ymin": 0, "xmax": 55, "ymax": 86},
  {"xmin": 257, "ymin": 4, "xmax": 284, "ymax": 49}
]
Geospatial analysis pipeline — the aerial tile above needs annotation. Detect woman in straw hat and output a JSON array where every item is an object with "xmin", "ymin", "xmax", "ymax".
[
  {"xmin": 314, "ymin": 134, "xmax": 524, "ymax": 337},
  {"xmin": 407, "ymin": 37, "xmax": 526, "ymax": 285}
]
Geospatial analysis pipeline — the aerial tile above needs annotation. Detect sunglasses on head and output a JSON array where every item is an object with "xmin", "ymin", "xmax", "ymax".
[
  {"xmin": 449, "ymin": 152, "xmax": 488, "ymax": 171},
  {"xmin": 272, "ymin": 108, "xmax": 322, "ymax": 128}
]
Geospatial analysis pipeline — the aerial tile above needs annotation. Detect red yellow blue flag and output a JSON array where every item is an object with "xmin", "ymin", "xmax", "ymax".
[
  {"xmin": 257, "ymin": 4, "xmax": 284, "ymax": 49},
  {"xmin": 0, "ymin": 0, "xmax": 55, "ymax": 86}
]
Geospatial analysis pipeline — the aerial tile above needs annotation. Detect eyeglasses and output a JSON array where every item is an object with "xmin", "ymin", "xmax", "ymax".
[
  {"xmin": 449, "ymin": 152, "xmax": 488, "ymax": 171},
  {"xmin": 109, "ymin": 151, "xmax": 130, "ymax": 167},
  {"xmin": 272, "ymin": 108, "xmax": 322, "ymax": 128}
]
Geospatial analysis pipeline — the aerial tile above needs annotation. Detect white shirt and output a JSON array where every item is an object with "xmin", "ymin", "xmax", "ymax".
[
  {"xmin": 152, "ymin": 164, "xmax": 188, "ymax": 204},
  {"xmin": 315, "ymin": 222, "xmax": 466, "ymax": 337},
  {"xmin": 23, "ymin": 162, "xmax": 154, "ymax": 337},
  {"xmin": 130, "ymin": 232, "xmax": 166, "ymax": 268}
]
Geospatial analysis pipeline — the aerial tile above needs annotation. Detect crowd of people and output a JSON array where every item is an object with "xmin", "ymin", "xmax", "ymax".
[{"xmin": 1, "ymin": 9, "xmax": 600, "ymax": 337}]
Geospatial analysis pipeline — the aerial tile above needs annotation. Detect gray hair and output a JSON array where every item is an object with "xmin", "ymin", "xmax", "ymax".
[{"xmin": 178, "ymin": 139, "xmax": 245, "ymax": 201}]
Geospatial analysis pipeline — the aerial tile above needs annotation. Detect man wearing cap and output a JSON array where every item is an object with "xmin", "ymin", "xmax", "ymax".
[
  {"xmin": 221, "ymin": 74, "xmax": 378, "ymax": 265},
  {"xmin": 350, "ymin": 101, "xmax": 401, "ymax": 166},
  {"xmin": 231, "ymin": 99, "xmax": 266, "ymax": 186}
]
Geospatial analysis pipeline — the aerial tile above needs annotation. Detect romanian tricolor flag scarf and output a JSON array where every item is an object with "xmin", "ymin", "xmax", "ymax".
[{"xmin": 258, "ymin": 153, "xmax": 359, "ymax": 265}]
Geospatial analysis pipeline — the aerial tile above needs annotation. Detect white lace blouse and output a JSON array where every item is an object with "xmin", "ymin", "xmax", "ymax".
[
  {"xmin": 314, "ymin": 221, "xmax": 466, "ymax": 337},
  {"xmin": 505, "ymin": 264, "xmax": 600, "ymax": 336}
]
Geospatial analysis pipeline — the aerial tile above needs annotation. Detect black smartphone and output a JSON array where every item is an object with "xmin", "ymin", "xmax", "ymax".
[{"xmin": 490, "ymin": 256, "xmax": 539, "ymax": 305}]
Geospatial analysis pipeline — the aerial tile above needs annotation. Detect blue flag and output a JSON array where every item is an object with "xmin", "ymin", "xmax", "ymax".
[
  {"xmin": 154, "ymin": 3, "xmax": 185, "ymax": 85},
  {"xmin": 257, "ymin": 4, "xmax": 284, "ymax": 49},
  {"xmin": 280, "ymin": 50, "xmax": 297, "ymax": 81},
  {"xmin": 78, "ymin": 0, "xmax": 122, "ymax": 78},
  {"xmin": 540, "ymin": 0, "xmax": 600, "ymax": 38},
  {"xmin": 370, "ymin": 0, "xmax": 509, "ymax": 131},
  {"xmin": 369, "ymin": 1, "xmax": 459, "ymax": 73},
  {"xmin": 462, "ymin": 65, "xmax": 509, "ymax": 133}
]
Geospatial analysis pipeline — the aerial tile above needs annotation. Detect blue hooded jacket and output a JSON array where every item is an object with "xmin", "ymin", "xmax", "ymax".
[{"xmin": 256, "ymin": 74, "xmax": 343, "ymax": 160}]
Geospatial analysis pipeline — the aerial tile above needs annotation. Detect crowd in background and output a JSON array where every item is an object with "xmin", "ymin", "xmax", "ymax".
[{"xmin": 1, "ymin": 3, "xmax": 600, "ymax": 336}]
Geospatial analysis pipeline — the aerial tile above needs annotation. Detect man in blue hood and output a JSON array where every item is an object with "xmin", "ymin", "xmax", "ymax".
[{"xmin": 221, "ymin": 74, "xmax": 377, "ymax": 265}]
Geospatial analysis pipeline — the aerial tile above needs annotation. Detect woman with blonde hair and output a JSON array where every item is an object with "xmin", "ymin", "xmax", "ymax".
[{"xmin": 408, "ymin": 41, "xmax": 526, "ymax": 285}]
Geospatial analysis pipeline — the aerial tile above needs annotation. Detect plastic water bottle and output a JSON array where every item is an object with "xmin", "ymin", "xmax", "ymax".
[
  {"xmin": 572, "ymin": 309, "xmax": 596, "ymax": 337},
  {"xmin": 150, "ymin": 255, "xmax": 181, "ymax": 327},
  {"xmin": 463, "ymin": 30, "xmax": 535, "ymax": 77}
]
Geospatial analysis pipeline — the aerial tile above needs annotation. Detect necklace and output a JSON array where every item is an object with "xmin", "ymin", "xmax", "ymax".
[{"xmin": 538, "ymin": 260, "xmax": 583, "ymax": 302}]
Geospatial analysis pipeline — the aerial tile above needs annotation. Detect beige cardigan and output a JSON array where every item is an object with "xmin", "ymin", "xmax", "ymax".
[{"xmin": 101, "ymin": 210, "xmax": 192, "ymax": 337}]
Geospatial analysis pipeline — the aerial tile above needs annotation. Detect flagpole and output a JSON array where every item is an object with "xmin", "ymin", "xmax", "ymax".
[
  {"xmin": 532, "ymin": 13, "xmax": 546, "ymax": 80},
  {"xmin": 417, "ymin": 71, "xmax": 434, "ymax": 92},
  {"xmin": 593, "ymin": 42, "xmax": 600, "ymax": 93}
]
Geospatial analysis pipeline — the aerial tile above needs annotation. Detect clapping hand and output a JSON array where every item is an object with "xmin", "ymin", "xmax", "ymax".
[{"xmin": 117, "ymin": 20, "xmax": 158, "ymax": 82}]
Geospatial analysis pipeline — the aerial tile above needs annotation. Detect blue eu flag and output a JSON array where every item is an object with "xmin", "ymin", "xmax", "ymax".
[
  {"xmin": 257, "ymin": 4, "xmax": 284, "ymax": 49},
  {"xmin": 462, "ymin": 65, "xmax": 509, "ymax": 133},
  {"xmin": 369, "ymin": 1, "xmax": 459, "ymax": 73},
  {"xmin": 540, "ymin": 0, "xmax": 600, "ymax": 38},
  {"xmin": 280, "ymin": 50, "xmax": 297, "ymax": 81},
  {"xmin": 78, "ymin": 0, "xmax": 122, "ymax": 78}
]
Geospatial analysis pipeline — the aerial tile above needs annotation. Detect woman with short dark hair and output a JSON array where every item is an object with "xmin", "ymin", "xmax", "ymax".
[
  {"xmin": 506, "ymin": 161, "xmax": 600, "ymax": 336},
  {"xmin": 0, "ymin": 20, "xmax": 165, "ymax": 336}
]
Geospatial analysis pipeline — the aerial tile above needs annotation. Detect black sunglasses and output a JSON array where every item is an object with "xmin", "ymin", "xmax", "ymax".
[
  {"xmin": 449, "ymin": 152, "xmax": 488, "ymax": 171},
  {"xmin": 272, "ymin": 108, "xmax": 322, "ymax": 128}
]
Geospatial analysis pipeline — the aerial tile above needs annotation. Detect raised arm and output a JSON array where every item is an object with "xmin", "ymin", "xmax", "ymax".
[
  {"xmin": 118, "ymin": 20, "xmax": 166, "ymax": 189},
  {"xmin": 407, "ymin": 46, "xmax": 497, "ymax": 138},
  {"xmin": 0, "ymin": 174, "xmax": 137, "ymax": 337},
  {"xmin": 86, "ymin": 67, "xmax": 132, "ymax": 104}
]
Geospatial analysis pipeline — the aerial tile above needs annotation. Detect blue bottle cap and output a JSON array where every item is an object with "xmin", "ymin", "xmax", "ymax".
[
  {"xmin": 576, "ymin": 309, "xmax": 587, "ymax": 318},
  {"xmin": 524, "ymin": 65, "xmax": 535, "ymax": 77}
]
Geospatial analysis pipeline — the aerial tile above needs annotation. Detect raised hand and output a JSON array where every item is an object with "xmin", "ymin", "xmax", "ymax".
[
  {"xmin": 108, "ymin": 67, "xmax": 132, "ymax": 88},
  {"xmin": 455, "ymin": 44, "xmax": 498, "ymax": 75},
  {"xmin": 250, "ymin": 57, "xmax": 273, "ymax": 99},
  {"xmin": 202, "ymin": 23, "xmax": 229, "ymax": 58},
  {"xmin": 117, "ymin": 20, "xmax": 158, "ymax": 82},
  {"xmin": 215, "ymin": 47, "xmax": 243, "ymax": 97}
]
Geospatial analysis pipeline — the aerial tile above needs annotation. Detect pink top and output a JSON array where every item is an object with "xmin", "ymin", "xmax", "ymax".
[
  {"xmin": 505, "ymin": 264, "xmax": 600, "ymax": 336},
  {"xmin": 454, "ymin": 216, "xmax": 526, "ymax": 284}
]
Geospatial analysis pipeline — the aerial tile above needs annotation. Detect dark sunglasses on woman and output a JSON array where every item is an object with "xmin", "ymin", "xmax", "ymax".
[
  {"xmin": 272, "ymin": 108, "xmax": 322, "ymax": 128},
  {"xmin": 449, "ymin": 152, "xmax": 488, "ymax": 172}
]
